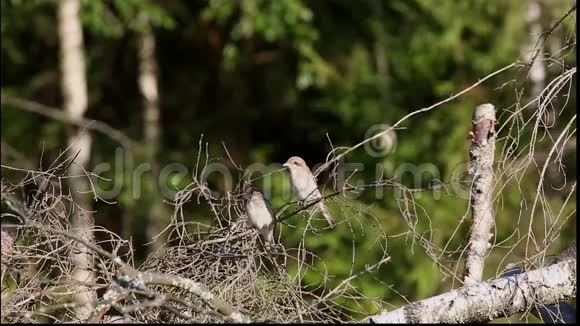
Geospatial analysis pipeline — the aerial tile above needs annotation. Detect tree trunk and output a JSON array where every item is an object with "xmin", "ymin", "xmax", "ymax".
[
  {"xmin": 522, "ymin": 0, "xmax": 547, "ymax": 112},
  {"xmin": 372, "ymin": 0, "xmax": 389, "ymax": 106},
  {"xmin": 137, "ymin": 13, "xmax": 166, "ymax": 252},
  {"xmin": 463, "ymin": 104, "xmax": 496, "ymax": 284},
  {"xmin": 57, "ymin": 0, "xmax": 96, "ymax": 320}
]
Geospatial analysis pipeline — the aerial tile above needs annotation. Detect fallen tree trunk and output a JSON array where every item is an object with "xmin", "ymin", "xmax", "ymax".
[
  {"xmin": 363, "ymin": 258, "xmax": 576, "ymax": 323},
  {"xmin": 503, "ymin": 263, "xmax": 575, "ymax": 324}
]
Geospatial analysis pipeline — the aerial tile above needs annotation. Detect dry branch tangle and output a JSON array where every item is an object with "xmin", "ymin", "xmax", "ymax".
[{"xmin": 363, "ymin": 259, "xmax": 576, "ymax": 323}]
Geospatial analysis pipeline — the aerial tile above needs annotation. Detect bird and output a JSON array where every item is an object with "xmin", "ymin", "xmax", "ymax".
[
  {"xmin": 244, "ymin": 187, "xmax": 276, "ymax": 245},
  {"xmin": 283, "ymin": 156, "xmax": 336, "ymax": 228}
]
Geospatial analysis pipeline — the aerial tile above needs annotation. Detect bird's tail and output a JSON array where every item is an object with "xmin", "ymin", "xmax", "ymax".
[
  {"xmin": 318, "ymin": 202, "xmax": 336, "ymax": 228},
  {"xmin": 260, "ymin": 226, "xmax": 274, "ymax": 245}
]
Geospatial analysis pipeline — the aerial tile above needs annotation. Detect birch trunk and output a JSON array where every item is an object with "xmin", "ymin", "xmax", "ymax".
[
  {"xmin": 364, "ymin": 258, "xmax": 576, "ymax": 323},
  {"xmin": 137, "ymin": 14, "xmax": 166, "ymax": 252},
  {"xmin": 522, "ymin": 0, "xmax": 547, "ymax": 113},
  {"xmin": 57, "ymin": 0, "xmax": 96, "ymax": 319},
  {"xmin": 463, "ymin": 104, "xmax": 496, "ymax": 284}
]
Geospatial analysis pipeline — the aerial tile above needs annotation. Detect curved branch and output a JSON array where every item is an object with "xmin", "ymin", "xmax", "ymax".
[
  {"xmin": 1, "ymin": 95, "xmax": 142, "ymax": 152},
  {"xmin": 312, "ymin": 63, "xmax": 516, "ymax": 177}
]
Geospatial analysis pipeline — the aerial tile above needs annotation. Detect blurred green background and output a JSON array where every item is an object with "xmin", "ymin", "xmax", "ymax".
[{"xmin": 1, "ymin": 0, "xmax": 576, "ymax": 320}]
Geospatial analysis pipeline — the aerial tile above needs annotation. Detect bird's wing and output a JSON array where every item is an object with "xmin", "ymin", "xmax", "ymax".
[
  {"xmin": 263, "ymin": 195, "xmax": 277, "ymax": 243},
  {"xmin": 264, "ymin": 195, "xmax": 276, "ymax": 220}
]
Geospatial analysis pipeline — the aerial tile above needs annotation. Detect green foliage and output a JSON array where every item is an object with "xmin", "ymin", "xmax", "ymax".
[
  {"xmin": 203, "ymin": 0, "xmax": 333, "ymax": 88},
  {"xmin": 1, "ymin": 0, "xmax": 576, "ymax": 320},
  {"xmin": 80, "ymin": 0, "xmax": 175, "ymax": 37}
]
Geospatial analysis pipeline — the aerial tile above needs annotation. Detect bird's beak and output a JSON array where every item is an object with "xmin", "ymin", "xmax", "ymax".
[{"xmin": 282, "ymin": 163, "xmax": 290, "ymax": 168}]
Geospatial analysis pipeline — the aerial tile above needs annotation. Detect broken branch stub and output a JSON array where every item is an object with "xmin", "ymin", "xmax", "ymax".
[{"xmin": 464, "ymin": 103, "xmax": 497, "ymax": 284}]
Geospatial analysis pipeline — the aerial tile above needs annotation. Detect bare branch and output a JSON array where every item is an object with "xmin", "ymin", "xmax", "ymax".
[
  {"xmin": 313, "ymin": 63, "xmax": 516, "ymax": 177},
  {"xmin": 1, "ymin": 95, "xmax": 141, "ymax": 152}
]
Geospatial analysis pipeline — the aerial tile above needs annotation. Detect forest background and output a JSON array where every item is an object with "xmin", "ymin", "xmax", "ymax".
[{"xmin": 1, "ymin": 0, "xmax": 576, "ymax": 322}]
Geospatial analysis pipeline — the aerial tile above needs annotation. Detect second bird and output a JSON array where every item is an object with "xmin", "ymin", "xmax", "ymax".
[
  {"xmin": 283, "ymin": 156, "xmax": 336, "ymax": 228},
  {"xmin": 245, "ymin": 187, "xmax": 276, "ymax": 244}
]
